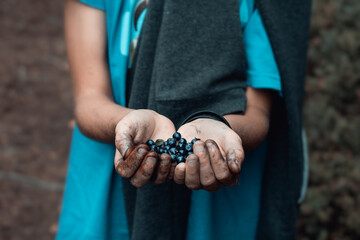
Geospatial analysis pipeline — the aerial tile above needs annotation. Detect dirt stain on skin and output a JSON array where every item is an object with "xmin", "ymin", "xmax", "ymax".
[
  {"xmin": 153, "ymin": 154, "xmax": 171, "ymax": 184},
  {"xmin": 205, "ymin": 140, "xmax": 225, "ymax": 162},
  {"xmin": 118, "ymin": 144, "xmax": 148, "ymax": 178},
  {"xmin": 130, "ymin": 151, "xmax": 158, "ymax": 187},
  {"xmin": 189, "ymin": 123, "xmax": 202, "ymax": 135}
]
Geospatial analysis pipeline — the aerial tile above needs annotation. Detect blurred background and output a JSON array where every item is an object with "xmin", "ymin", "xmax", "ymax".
[{"xmin": 0, "ymin": 0, "xmax": 359, "ymax": 239}]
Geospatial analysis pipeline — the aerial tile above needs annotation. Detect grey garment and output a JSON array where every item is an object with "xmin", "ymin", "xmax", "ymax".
[
  {"xmin": 126, "ymin": 0, "xmax": 247, "ymax": 128},
  {"xmin": 124, "ymin": 0, "xmax": 247, "ymax": 239},
  {"xmin": 124, "ymin": 0, "xmax": 313, "ymax": 239},
  {"xmin": 255, "ymin": 0, "xmax": 312, "ymax": 239}
]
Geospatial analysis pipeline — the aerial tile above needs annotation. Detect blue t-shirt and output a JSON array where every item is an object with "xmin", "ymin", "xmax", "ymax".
[{"xmin": 57, "ymin": 1, "xmax": 281, "ymax": 239}]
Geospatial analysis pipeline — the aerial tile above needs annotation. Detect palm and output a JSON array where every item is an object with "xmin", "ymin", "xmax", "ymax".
[
  {"xmin": 149, "ymin": 114, "xmax": 176, "ymax": 143},
  {"xmin": 173, "ymin": 118, "xmax": 244, "ymax": 191},
  {"xmin": 178, "ymin": 118, "xmax": 237, "ymax": 158},
  {"xmin": 115, "ymin": 110, "xmax": 175, "ymax": 151},
  {"xmin": 114, "ymin": 110, "xmax": 176, "ymax": 185}
]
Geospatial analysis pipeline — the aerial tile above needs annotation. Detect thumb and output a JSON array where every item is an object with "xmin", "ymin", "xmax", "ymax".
[
  {"xmin": 223, "ymin": 137, "xmax": 244, "ymax": 174},
  {"xmin": 115, "ymin": 120, "xmax": 136, "ymax": 159}
]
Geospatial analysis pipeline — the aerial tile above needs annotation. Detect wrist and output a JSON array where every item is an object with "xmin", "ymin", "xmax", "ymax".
[
  {"xmin": 180, "ymin": 111, "xmax": 232, "ymax": 129},
  {"xmin": 224, "ymin": 112, "xmax": 269, "ymax": 152},
  {"xmin": 137, "ymin": 109, "xmax": 162, "ymax": 124}
]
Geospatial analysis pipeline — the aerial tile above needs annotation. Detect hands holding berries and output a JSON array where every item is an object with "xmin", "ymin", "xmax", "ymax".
[
  {"xmin": 114, "ymin": 109, "xmax": 175, "ymax": 187},
  {"xmin": 174, "ymin": 118, "xmax": 244, "ymax": 192},
  {"xmin": 114, "ymin": 110, "xmax": 244, "ymax": 192}
]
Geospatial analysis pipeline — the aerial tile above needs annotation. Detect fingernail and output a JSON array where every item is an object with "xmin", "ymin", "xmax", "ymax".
[
  {"xmin": 119, "ymin": 139, "xmax": 131, "ymax": 157},
  {"xmin": 231, "ymin": 159, "xmax": 241, "ymax": 173},
  {"xmin": 234, "ymin": 161, "xmax": 240, "ymax": 172},
  {"xmin": 188, "ymin": 159, "xmax": 197, "ymax": 167},
  {"xmin": 227, "ymin": 151, "xmax": 235, "ymax": 161},
  {"xmin": 146, "ymin": 156, "xmax": 157, "ymax": 164},
  {"xmin": 137, "ymin": 147, "xmax": 147, "ymax": 154},
  {"xmin": 176, "ymin": 162, "xmax": 186, "ymax": 171},
  {"xmin": 235, "ymin": 160, "xmax": 241, "ymax": 170},
  {"xmin": 120, "ymin": 146, "xmax": 129, "ymax": 157},
  {"xmin": 194, "ymin": 144, "xmax": 204, "ymax": 152}
]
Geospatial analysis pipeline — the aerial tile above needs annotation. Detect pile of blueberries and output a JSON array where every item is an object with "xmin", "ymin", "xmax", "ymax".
[{"xmin": 146, "ymin": 132, "xmax": 198, "ymax": 164}]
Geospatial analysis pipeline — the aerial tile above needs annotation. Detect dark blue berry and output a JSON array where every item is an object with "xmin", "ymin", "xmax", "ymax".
[
  {"xmin": 170, "ymin": 154, "xmax": 177, "ymax": 162},
  {"xmin": 155, "ymin": 146, "xmax": 161, "ymax": 153},
  {"xmin": 185, "ymin": 143, "xmax": 193, "ymax": 152},
  {"xmin": 150, "ymin": 145, "xmax": 157, "ymax": 151},
  {"xmin": 177, "ymin": 142, "xmax": 185, "ymax": 150},
  {"xmin": 163, "ymin": 141, "xmax": 169, "ymax": 146},
  {"xmin": 167, "ymin": 138, "xmax": 176, "ymax": 147},
  {"xmin": 178, "ymin": 138, "xmax": 187, "ymax": 145},
  {"xmin": 165, "ymin": 145, "xmax": 171, "ymax": 151},
  {"xmin": 191, "ymin": 138, "xmax": 199, "ymax": 145},
  {"xmin": 187, "ymin": 151, "xmax": 193, "ymax": 156},
  {"xmin": 147, "ymin": 139, "xmax": 155, "ymax": 146},
  {"xmin": 169, "ymin": 147, "xmax": 177, "ymax": 155},
  {"xmin": 160, "ymin": 148, "xmax": 167, "ymax": 154},
  {"xmin": 155, "ymin": 139, "xmax": 165, "ymax": 147},
  {"xmin": 176, "ymin": 155, "xmax": 186, "ymax": 163},
  {"xmin": 178, "ymin": 149, "xmax": 186, "ymax": 156},
  {"xmin": 173, "ymin": 132, "xmax": 181, "ymax": 141}
]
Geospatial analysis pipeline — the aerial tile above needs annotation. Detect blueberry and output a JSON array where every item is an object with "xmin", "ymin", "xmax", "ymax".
[
  {"xmin": 165, "ymin": 145, "xmax": 171, "ymax": 151},
  {"xmin": 159, "ymin": 148, "xmax": 167, "ymax": 154},
  {"xmin": 170, "ymin": 154, "xmax": 177, "ymax": 162},
  {"xmin": 150, "ymin": 145, "xmax": 157, "ymax": 151},
  {"xmin": 147, "ymin": 139, "xmax": 155, "ymax": 146},
  {"xmin": 173, "ymin": 132, "xmax": 181, "ymax": 141},
  {"xmin": 178, "ymin": 138, "xmax": 187, "ymax": 145},
  {"xmin": 155, "ymin": 146, "xmax": 161, "ymax": 153},
  {"xmin": 176, "ymin": 155, "xmax": 186, "ymax": 164},
  {"xmin": 169, "ymin": 147, "xmax": 177, "ymax": 155},
  {"xmin": 178, "ymin": 149, "xmax": 187, "ymax": 156},
  {"xmin": 155, "ymin": 139, "xmax": 165, "ymax": 147},
  {"xmin": 185, "ymin": 143, "xmax": 193, "ymax": 152},
  {"xmin": 191, "ymin": 138, "xmax": 199, "ymax": 145},
  {"xmin": 167, "ymin": 138, "xmax": 176, "ymax": 147},
  {"xmin": 177, "ymin": 142, "xmax": 185, "ymax": 150},
  {"xmin": 164, "ymin": 141, "xmax": 169, "ymax": 146},
  {"xmin": 187, "ymin": 151, "xmax": 193, "ymax": 156}
]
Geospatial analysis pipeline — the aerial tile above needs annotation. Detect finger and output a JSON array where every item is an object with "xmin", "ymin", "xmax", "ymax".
[
  {"xmin": 130, "ymin": 151, "xmax": 158, "ymax": 188},
  {"xmin": 226, "ymin": 149, "xmax": 244, "ymax": 174},
  {"xmin": 206, "ymin": 139, "xmax": 236, "ymax": 186},
  {"xmin": 115, "ymin": 120, "xmax": 137, "ymax": 158},
  {"xmin": 192, "ymin": 141, "xmax": 221, "ymax": 192},
  {"xmin": 223, "ymin": 138, "xmax": 244, "ymax": 174},
  {"xmin": 167, "ymin": 162, "xmax": 177, "ymax": 180},
  {"xmin": 153, "ymin": 153, "xmax": 172, "ymax": 184},
  {"xmin": 115, "ymin": 144, "xmax": 149, "ymax": 178},
  {"xmin": 185, "ymin": 154, "xmax": 201, "ymax": 190},
  {"xmin": 174, "ymin": 163, "xmax": 186, "ymax": 184}
]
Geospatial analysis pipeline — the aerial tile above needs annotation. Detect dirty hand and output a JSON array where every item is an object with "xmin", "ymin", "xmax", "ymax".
[
  {"xmin": 174, "ymin": 118, "xmax": 244, "ymax": 192},
  {"xmin": 114, "ymin": 109, "xmax": 175, "ymax": 187}
]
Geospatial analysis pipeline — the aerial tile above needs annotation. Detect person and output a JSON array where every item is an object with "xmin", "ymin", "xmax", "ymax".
[{"xmin": 57, "ymin": 0, "xmax": 310, "ymax": 239}]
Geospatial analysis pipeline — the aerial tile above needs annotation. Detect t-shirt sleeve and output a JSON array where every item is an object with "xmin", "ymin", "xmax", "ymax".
[
  {"xmin": 78, "ymin": 0, "xmax": 105, "ymax": 11},
  {"xmin": 243, "ymin": 9, "xmax": 282, "ymax": 92}
]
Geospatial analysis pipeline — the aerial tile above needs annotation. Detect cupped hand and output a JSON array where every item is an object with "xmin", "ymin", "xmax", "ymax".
[
  {"xmin": 174, "ymin": 118, "xmax": 244, "ymax": 192},
  {"xmin": 114, "ymin": 109, "xmax": 175, "ymax": 187}
]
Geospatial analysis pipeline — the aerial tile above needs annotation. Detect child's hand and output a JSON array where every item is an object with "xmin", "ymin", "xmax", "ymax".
[
  {"xmin": 114, "ymin": 109, "xmax": 175, "ymax": 187},
  {"xmin": 174, "ymin": 118, "xmax": 244, "ymax": 192}
]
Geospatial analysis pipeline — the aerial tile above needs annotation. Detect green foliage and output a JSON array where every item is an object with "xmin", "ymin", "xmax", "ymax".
[{"xmin": 299, "ymin": 0, "xmax": 360, "ymax": 239}]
